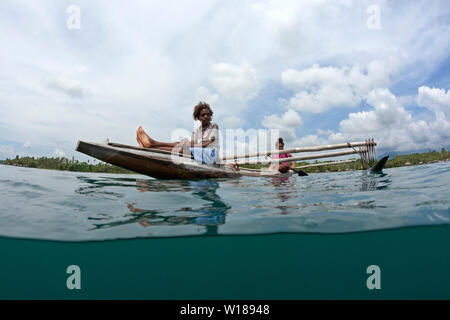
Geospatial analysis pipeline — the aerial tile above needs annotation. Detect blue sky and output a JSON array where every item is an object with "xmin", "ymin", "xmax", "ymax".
[{"xmin": 0, "ymin": 0, "xmax": 449, "ymax": 160}]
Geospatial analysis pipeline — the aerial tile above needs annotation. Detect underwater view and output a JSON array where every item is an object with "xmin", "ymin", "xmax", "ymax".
[{"xmin": 1, "ymin": 162, "xmax": 449, "ymax": 299}]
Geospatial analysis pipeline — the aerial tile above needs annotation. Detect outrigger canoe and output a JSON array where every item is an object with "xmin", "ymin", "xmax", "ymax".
[
  {"xmin": 76, "ymin": 140, "xmax": 388, "ymax": 180},
  {"xmin": 75, "ymin": 140, "xmax": 293, "ymax": 179}
]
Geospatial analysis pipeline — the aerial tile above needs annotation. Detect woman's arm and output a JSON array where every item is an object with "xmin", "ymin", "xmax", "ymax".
[
  {"xmin": 190, "ymin": 137, "xmax": 215, "ymax": 148},
  {"xmin": 202, "ymin": 138, "xmax": 215, "ymax": 148},
  {"xmin": 287, "ymin": 154, "xmax": 295, "ymax": 169}
]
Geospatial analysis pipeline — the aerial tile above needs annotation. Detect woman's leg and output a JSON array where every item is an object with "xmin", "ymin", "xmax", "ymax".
[
  {"xmin": 278, "ymin": 164, "xmax": 290, "ymax": 173},
  {"xmin": 136, "ymin": 126, "xmax": 181, "ymax": 151}
]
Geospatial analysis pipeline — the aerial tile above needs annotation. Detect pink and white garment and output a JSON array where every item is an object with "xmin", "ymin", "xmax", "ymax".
[{"xmin": 269, "ymin": 152, "xmax": 292, "ymax": 170}]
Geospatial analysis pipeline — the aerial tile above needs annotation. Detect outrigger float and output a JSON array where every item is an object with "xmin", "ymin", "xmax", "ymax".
[{"xmin": 75, "ymin": 139, "xmax": 388, "ymax": 180}]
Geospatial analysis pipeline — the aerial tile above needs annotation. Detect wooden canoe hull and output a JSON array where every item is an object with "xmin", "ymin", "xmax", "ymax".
[{"xmin": 75, "ymin": 141, "xmax": 291, "ymax": 179}]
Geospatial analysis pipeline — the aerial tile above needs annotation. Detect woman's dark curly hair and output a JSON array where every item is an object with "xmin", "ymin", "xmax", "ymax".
[
  {"xmin": 193, "ymin": 101, "xmax": 213, "ymax": 120},
  {"xmin": 275, "ymin": 138, "xmax": 284, "ymax": 147}
]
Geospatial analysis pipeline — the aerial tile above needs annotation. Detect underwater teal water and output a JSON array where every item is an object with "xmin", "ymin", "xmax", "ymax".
[{"xmin": 0, "ymin": 162, "xmax": 449, "ymax": 299}]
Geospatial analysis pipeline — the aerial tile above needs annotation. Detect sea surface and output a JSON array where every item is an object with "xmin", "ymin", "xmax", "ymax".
[{"xmin": 0, "ymin": 162, "xmax": 449, "ymax": 299}]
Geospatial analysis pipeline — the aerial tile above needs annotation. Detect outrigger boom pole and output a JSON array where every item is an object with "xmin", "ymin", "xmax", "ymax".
[
  {"xmin": 223, "ymin": 149, "xmax": 360, "ymax": 166},
  {"xmin": 220, "ymin": 140, "xmax": 376, "ymax": 161}
]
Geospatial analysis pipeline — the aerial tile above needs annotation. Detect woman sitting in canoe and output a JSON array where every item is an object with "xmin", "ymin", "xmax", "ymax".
[
  {"xmin": 136, "ymin": 102, "xmax": 220, "ymax": 164},
  {"xmin": 269, "ymin": 138, "xmax": 295, "ymax": 173}
]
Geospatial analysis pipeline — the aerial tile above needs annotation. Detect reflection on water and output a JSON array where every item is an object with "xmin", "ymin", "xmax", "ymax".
[
  {"xmin": 80, "ymin": 178, "xmax": 231, "ymax": 236},
  {"xmin": 269, "ymin": 176, "xmax": 296, "ymax": 215},
  {"xmin": 71, "ymin": 169, "xmax": 396, "ymax": 236},
  {"xmin": 360, "ymin": 171, "xmax": 391, "ymax": 191},
  {"xmin": 1, "ymin": 162, "xmax": 448, "ymax": 241}
]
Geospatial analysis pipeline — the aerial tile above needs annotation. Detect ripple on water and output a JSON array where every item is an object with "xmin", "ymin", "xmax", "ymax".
[{"xmin": 0, "ymin": 163, "xmax": 449, "ymax": 241}]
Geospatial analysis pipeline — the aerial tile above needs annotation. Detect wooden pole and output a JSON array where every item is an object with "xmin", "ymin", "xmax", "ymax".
[
  {"xmin": 225, "ymin": 149, "xmax": 360, "ymax": 165},
  {"xmin": 220, "ymin": 141, "xmax": 376, "ymax": 161}
]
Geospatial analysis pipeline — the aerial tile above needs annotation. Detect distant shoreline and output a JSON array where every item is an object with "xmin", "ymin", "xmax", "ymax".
[
  {"xmin": 0, "ymin": 156, "xmax": 134, "ymax": 174},
  {"xmin": 242, "ymin": 149, "xmax": 450, "ymax": 173},
  {"xmin": 0, "ymin": 150, "xmax": 449, "ymax": 174}
]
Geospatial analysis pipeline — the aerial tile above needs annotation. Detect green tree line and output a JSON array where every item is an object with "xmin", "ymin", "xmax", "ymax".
[
  {"xmin": 0, "ymin": 149, "xmax": 448, "ymax": 174},
  {"xmin": 241, "ymin": 149, "xmax": 449, "ymax": 174},
  {"xmin": 0, "ymin": 155, "xmax": 134, "ymax": 174}
]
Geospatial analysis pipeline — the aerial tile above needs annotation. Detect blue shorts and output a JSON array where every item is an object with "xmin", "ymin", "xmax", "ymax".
[{"xmin": 190, "ymin": 147, "xmax": 217, "ymax": 165}]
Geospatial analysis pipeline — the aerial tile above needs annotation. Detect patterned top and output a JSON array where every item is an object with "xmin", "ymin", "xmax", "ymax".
[{"xmin": 191, "ymin": 122, "xmax": 220, "ymax": 151}]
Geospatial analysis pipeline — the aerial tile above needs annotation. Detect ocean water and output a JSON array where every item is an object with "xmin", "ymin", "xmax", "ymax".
[{"xmin": 0, "ymin": 162, "xmax": 449, "ymax": 299}]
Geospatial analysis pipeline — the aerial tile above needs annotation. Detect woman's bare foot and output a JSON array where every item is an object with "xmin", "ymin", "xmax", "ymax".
[
  {"xmin": 136, "ymin": 136, "xmax": 144, "ymax": 148},
  {"xmin": 136, "ymin": 126, "xmax": 153, "ymax": 148},
  {"xmin": 136, "ymin": 126, "xmax": 145, "ymax": 147}
]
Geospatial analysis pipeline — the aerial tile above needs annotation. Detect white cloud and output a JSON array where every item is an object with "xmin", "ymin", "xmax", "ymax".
[
  {"xmin": 23, "ymin": 141, "xmax": 32, "ymax": 148},
  {"xmin": 194, "ymin": 62, "xmax": 261, "ymax": 131},
  {"xmin": 339, "ymin": 89, "xmax": 412, "ymax": 135},
  {"xmin": 222, "ymin": 116, "xmax": 243, "ymax": 129},
  {"xmin": 42, "ymin": 76, "xmax": 86, "ymax": 99},
  {"xmin": 194, "ymin": 86, "xmax": 220, "ymax": 106},
  {"xmin": 281, "ymin": 56, "xmax": 401, "ymax": 113},
  {"xmin": 52, "ymin": 149, "xmax": 66, "ymax": 158},
  {"xmin": 262, "ymin": 109, "xmax": 302, "ymax": 142},
  {"xmin": 251, "ymin": 0, "xmax": 305, "ymax": 26},
  {"xmin": 417, "ymin": 86, "xmax": 450, "ymax": 118},
  {"xmin": 210, "ymin": 62, "xmax": 260, "ymax": 103},
  {"xmin": 417, "ymin": 86, "xmax": 450, "ymax": 140},
  {"xmin": 0, "ymin": 145, "xmax": 16, "ymax": 159},
  {"xmin": 300, "ymin": 87, "xmax": 450, "ymax": 152},
  {"xmin": 0, "ymin": 1, "xmax": 449, "ymax": 159},
  {"xmin": 294, "ymin": 134, "xmax": 329, "ymax": 148},
  {"xmin": 337, "ymin": 89, "xmax": 429, "ymax": 150},
  {"xmin": 262, "ymin": 109, "xmax": 303, "ymax": 128}
]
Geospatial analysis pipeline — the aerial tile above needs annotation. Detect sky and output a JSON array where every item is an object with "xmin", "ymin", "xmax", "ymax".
[{"xmin": 0, "ymin": 0, "xmax": 449, "ymax": 160}]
